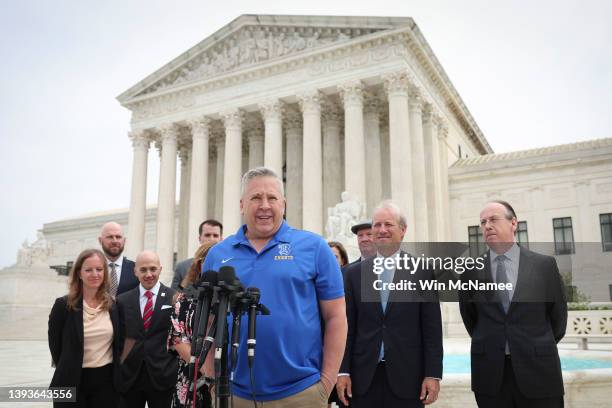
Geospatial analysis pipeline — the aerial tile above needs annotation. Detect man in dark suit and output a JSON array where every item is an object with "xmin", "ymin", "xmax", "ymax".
[
  {"xmin": 99, "ymin": 222, "xmax": 139, "ymax": 296},
  {"xmin": 459, "ymin": 200, "xmax": 567, "ymax": 408},
  {"xmin": 337, "ymin": 201, "xmax": 443, "ymax": 408},
  {"xmin": 171, "ymin": 219, "xmax": 223, "ymax": 289},
  {"xmin": 117, "ymin": 250, "xmax": 178, "ymax": 408}
]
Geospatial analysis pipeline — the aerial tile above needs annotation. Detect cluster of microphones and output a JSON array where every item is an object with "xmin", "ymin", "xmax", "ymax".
[{"xmin": 185, "ymin": 266, "xmax": 269, "ymax": 407}]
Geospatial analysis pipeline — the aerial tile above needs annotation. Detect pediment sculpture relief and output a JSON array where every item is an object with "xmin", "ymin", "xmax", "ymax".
[{"xmin": 140, "ymin": 26, "xmax": 379, "ymax": 95}]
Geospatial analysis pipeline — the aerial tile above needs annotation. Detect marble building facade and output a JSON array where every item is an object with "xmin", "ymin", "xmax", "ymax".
[{"xmin": 114, "ymin": 15, "xmax": 490, "ymax": 282}]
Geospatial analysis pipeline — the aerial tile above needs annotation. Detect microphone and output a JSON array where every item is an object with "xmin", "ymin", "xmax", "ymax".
[
  {"xmin": 188, "ymin": 270, "xmax": 217, "ymax": 382},
  {"xmin": 214, "ymin": 266, "xmax": 242, "ymax": 368},
  {"xmin": 246, "ymin": 287, "xmax": 260, "ymax": 368},
  {"xmin": 230, "ymin": 289, "xmax": 247, "ymax": 372}
]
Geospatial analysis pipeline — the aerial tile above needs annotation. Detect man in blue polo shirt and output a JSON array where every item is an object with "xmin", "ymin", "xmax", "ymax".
[{"xmin": 203, "ymin": 167, "xmax": 347, "ymax": 407}]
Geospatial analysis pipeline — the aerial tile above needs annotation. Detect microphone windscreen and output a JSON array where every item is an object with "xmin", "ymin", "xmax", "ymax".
[
  {"xmin": 246, "ymin": 287, "xmax": 260, "ymax": 302},
  {"xmin": 201, "ymin": 270, "xmax": 218, "ymax": 285},
  {"xmin": 218, "ymin": 266, "xmax": 236, "ymax": 283}
]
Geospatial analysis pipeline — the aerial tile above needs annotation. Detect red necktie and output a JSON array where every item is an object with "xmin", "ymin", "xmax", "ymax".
[{"xmin": 143, "ymin": 291, "xmax": 153, "ymax": 331}]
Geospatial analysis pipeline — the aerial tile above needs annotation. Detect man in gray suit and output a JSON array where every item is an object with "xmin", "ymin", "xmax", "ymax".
[{"xmin": 171, "ymin": 219, "xmax": 223, "ymax": 289}]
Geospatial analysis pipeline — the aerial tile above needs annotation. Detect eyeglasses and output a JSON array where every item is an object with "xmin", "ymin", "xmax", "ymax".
[{"xmin": 480, "ymin": 216, "xmax": 512, "ymax": 227}]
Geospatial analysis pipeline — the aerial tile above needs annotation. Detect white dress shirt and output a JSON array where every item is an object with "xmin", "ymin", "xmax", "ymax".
[
  {"xmin": 138, "ymin": 281, "xmax": 161, "ymax": 317},
  {"xmin": 106, "ymin": 256, "xmax": 124, "ymax": 285}
]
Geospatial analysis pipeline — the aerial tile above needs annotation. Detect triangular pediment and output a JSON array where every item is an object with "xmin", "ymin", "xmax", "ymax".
[{"xmin": 118, "ymin": 15, "xmax": 413, "ymax": 102}]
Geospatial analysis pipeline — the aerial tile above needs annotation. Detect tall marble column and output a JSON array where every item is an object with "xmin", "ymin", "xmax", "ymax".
[
  {"xmin": 437, "ymin": 121, "xmax": 451, "ymax": 240},
  {"xmin": 364, "ymin": 93, "xmax": 383, "ymax": 213},
  {"xmin": 260, "ymin": 100, "xmax": 284, "ymax": 175},
  {"xmin": 423, "ymin": 106, "xmax": 443, "ymax": 241},
  {"xmin": 383, "ymin": 72, "xmax": 415, "ymax": 239},
  {"xmin": 340, "ymin": 81, "xmax": 367, "ymax": 208},
  {"xmin": 322, "ymin": 100, "xmax": 343, "ymax": 213},
  {"xmin": 187, "ymin": 118, "xmax": 210, "ymax": 255},
  {"xmin": 379, "ymin": 107, "xmax": 391, "ymax": 200},
  {"xmin": 222, "ymin": 109, "xmax": 243, "ymax": 234},
  {"xmin": 126, "ymin": 130, "xmax": 149, "ymax": 259},
  {"xmin": 285, "ymin": 108, "xmax": 303, "ymax": 228},
  {"xmin": 156, "ymin": 124, "xmax": 179, "ymax": 284},
  {"xmin": 409, "ymin": 88, "xmax": 429, "ymax": 241},
  {"xmin": 207, "ymin": 148, "xmax": 217, "ymax": 219},
  {"xmin": 247, "ymin": 119, "xmax": 265, "ymax": 169},
  {"xmin": 299, "ymin": 91, "xmax": 323, "ymax": 234},
  {"xmin": 214, "ymin": 135, "xmax": 225, "ymax": 221},
  {"xmin": 177, "ymin": 142, "xmax": 191, "ymax": 260}
]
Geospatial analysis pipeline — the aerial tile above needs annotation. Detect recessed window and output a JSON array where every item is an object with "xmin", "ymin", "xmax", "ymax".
[
  {"xmin": 517, "ymin": 221, "xmax": 529, "ymax": 249},
  {"xmin": 468, "ymin": 225, "xmax": 485, "ymax": 257},
  {"xmin": 553, "ymin": 217, "xmax": 574, "ymax": 255},
  {"xmin": 600, "ymin": 213, "xmax": 612, "ymax": 252}
]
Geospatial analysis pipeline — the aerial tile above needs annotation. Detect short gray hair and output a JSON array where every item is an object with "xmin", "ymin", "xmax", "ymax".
[
  {"xmin": 240, "ymin": 167, "xmax": 284, "ymax": 196},
  {"xmin": 373, "ymin": 200, "xmax": 407, "ymax": 229}
]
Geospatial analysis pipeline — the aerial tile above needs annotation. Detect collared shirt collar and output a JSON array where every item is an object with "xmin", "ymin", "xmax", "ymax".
[
  {"xmin": 230, "ymin": 221, "xmax": 292, "ymax": 248},
  {"xmin": 139, "ymin": 281, "xmax": 161, "ymax": 297},
  {"xmin": 106, "ymin": 255, "xmax": 124, "ymax": 271},
  {"xmin": 490, "ymin": 242, "xmax": 520, "ymax": 263}
]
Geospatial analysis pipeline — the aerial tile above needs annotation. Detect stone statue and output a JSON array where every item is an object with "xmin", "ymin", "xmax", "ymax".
[
  {"xmin": 15, "ymin": 231, "xmax": 50, "ymax": 267},
  {"xmin": 326, "ymin": 191, "xmax": 365, "ymax": 240}
]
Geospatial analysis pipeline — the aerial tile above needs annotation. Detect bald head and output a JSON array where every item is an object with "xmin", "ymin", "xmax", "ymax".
[
  {"xmin": 98, "ymin": 222, "xmax": 126, "ymax": 261},
  {"xmin": 134, "ymin": 250, "xmax": 161, "ymax": 290}
]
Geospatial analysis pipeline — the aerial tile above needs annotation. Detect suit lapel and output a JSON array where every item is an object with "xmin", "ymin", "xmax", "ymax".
[
  {"xmin": 361, "ymin": 258, "xmax": 384, "ymax": 320},
  {"xmin": 148, "ymin": 284, "xmax": 169, "ymax": 331},
  {"xmin": 131, "ymin": 287, "xmax": 145, "ymax": 333},
  {"xmin": 507, "ymin": 247, "xmax": 532, "ymax": 315},
  {"xmin": 480, "ymin": 251, "xmax": 506, "ymax": 316},
  {"xmin": 74, "ymin": 298, "xmax": 84, "ymax": 347}
]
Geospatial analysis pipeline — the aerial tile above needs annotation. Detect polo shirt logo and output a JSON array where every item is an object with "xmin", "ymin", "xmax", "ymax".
[{"xmin": 274, "ymin": 244, "xmax": 294, "ymax": 260}]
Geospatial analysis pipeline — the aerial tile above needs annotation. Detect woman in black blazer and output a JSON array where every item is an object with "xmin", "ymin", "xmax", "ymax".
[{"xmin": 48, "ymin": 248, "xmax": 121, "ymax": 408}]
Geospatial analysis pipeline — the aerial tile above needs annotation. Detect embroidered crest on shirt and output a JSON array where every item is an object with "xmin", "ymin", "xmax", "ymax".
[{"xmin": 275, "ymin": 244, "xmax": 294, "ymax": 260}]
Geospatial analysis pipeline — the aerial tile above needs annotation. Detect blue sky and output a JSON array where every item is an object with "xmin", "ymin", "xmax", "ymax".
[{"xmin": 0, "ymin": 0, "xmax": 611, "ymax": 267}]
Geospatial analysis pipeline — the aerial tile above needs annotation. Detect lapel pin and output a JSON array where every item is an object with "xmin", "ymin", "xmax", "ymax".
[{"xmin": 161, "ymin": 292, "xmax": 166, "ymax": 297}]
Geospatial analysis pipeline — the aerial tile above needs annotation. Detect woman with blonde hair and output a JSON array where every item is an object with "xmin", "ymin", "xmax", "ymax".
[
  {"xmin": 48, "ymin": 248, "xmax": 121, "ymax": 407},
  {"xmin": 168, "ymin": 241, "xmax": 217, "ymax": 408}
]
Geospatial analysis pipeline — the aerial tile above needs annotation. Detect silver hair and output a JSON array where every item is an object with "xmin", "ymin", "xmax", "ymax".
[
  {"xmin": 240, "ymin": 167, "xmax": 284, "ymax": 196},
  {"xmin": 373, "ymin": 200, "xmax": 407, "ymax": 228}
]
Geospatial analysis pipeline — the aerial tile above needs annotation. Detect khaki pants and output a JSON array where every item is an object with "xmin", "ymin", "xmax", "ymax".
[{"xmin": 231, "ymin": 381, "xmax": 328, "ymax": 408}]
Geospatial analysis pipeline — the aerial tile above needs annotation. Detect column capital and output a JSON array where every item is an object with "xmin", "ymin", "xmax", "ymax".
[
  {"xmin": 178, "ymin": 143, "xmax": 191, "ymax": 163},
  {"xmin": 382, "ymin": 71, "xmax": 414, "ymax": 96},
  {"xmin": 259, "ymin": 99, "xmax": 284, "ymax": 121},
  {"xmin": 298, "ymin": 90, "xmax": 322, "ymax": 114},
  {"xmin": 437, "ymin": 119, "xmax": 449, "ymax": 139},
  {"xmin": 188, "ymin": 117, "xmax": 211, "ymax": 139},
  {"xmin": 408, "ymin": 88, "xmax": 424, "ymax": 112},
  {"xmin": 284, "ymin": 107, "xmax": 303, "ymax": 133},
  {"xmin": 338, "ymin": 80, "xmax": 364, "ymax": 108},
  {"xmin": 363, "ymin": 92, "xmax": 381, "ymax": 116},
  {"xmin": 221, "ymin": 109, "xmax": 244, "ymax": 130},
  {"xmin": 321, "ymin": 97, "xmax": 342, "ymax": 125},
  {"xmin": 422, "ymin": 103, "xmax": 435, "ymax": 124},
  {"xmin": 129, "ymin": 129, "xmax": 150, "ymax": 149},
  {"xmin": 159, "ymin": 123, "xmax": 180, "ymax": 143}
]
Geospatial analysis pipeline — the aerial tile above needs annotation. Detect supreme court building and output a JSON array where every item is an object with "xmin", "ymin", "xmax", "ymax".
[{"xmin": 15, "ymin": 15, "xmax": 612, "ymax": 289}]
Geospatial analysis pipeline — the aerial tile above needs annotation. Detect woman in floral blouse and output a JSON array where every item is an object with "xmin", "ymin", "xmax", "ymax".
[{"xmin": 168, "ymin": 242, "xmax": 216, "ymax": 408}]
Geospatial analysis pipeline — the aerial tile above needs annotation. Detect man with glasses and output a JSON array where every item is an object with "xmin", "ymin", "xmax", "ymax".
[{"xmin": 460, "ymin": 200, "xmax": 567, "ymax": 408}]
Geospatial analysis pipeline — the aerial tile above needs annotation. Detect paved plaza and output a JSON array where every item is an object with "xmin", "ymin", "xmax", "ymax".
[{"xmin": 1, "ymin": 338, "xmax": 611, "ymax": 407}]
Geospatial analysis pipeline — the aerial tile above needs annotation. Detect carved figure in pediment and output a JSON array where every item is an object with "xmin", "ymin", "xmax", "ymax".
[
  {"xmin": 286, "ymin": 32, "xmax": 306, "ymax": 54},
  {"xmin": 255, "ymin": 31, "xmax": 271, "ymax": 61},
  {"xmin": 274, "ymin": 33, "xmax": 286, "ymax": 57},
  {"xmin": 240, "ymin": 33, "xmax": 257, "ymax": 64},
  {"xmin": 227, "ymin": 39, "xmax": 239, "ymax": 68},
  {"xmin": 337, "ymin": 31, "xmax": 351, "ymax": 41},
  {"xmin": 306, "ymin": 31, "xmax": 321, "ymax": 49}
]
